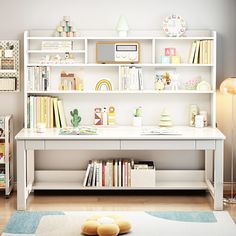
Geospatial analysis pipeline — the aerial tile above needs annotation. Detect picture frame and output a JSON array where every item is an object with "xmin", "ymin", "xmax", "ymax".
[{"xmin": 0, "ymin": 58, "xmax": 15, "ymax": 70}]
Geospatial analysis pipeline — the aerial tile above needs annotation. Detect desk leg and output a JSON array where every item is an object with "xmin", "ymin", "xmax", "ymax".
[
  {"xmin": 214, "ymin": 140, "xmax": 224, "ymax": 210},
  {"xmin": 17, "ymin": 141, "xmax": 27, "ymax": 210}
]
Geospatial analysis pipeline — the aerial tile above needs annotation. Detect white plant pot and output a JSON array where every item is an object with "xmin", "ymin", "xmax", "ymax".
[{"xmin": 133, "ymin": 117, "xmax": 142, "ymax": 127}]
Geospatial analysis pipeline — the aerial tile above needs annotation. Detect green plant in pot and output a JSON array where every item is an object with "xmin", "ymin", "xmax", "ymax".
[{"xmin": 70, "ymin": 109, "xmax": 81, "ymax": 127}]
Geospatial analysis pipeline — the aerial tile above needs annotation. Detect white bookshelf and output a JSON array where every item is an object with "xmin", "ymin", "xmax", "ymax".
[
  {"xmin": 24, "ymin": 29, "xmax": 217, "ymax": 129},
  {"xmin": 23, "ymin": 30, "xmax": 217, "ymax": 192}
]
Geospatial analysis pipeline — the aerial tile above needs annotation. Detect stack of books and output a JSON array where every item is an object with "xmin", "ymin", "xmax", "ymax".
[
  {"xmin": 133, "ymin": 161, "xmax": 155, "ymax": 170},
  {"xmin": 120, "ymin": 66, "xmax": 143, "ymax": 90},
  {"xmin": 27, "ymin": 66, "xmax": 50, "ymax": 91},
  {"xmin": 28, "ymin": 96, "xmax": 67, "ymax": 128},
  {"xmin": 83, "ymin": 159, "xmax": 133, "ymax": 187},
  {"xmin": 188, "ymin": 40, "xmax": 212, "ymax": 64}
]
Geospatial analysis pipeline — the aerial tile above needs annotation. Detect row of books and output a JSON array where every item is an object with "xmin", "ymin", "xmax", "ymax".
[
  {"xmin": 27, "ymin": 66, "xmax": 50, "ymax": 91},
  {"xmin": 0, "ymin": 77, "xmax": 16, "ymax": 91},
  {"xmin": 120, "ymin": 66, "xmax": 143, "ymax": 90},
  {"xmin": 83, "ymin": 159, "xmax": 133, "ymax": 187},
  {"xmin": 28, "ymin": 96, "xmax": 67, "ymax": 128},
  {"xmin": 188, "ymin": 40, "xmax": 212, "ymax": 64},
  {"xmin": 83, "ymin": 159, "xmax": 155, "ymax": 188}
]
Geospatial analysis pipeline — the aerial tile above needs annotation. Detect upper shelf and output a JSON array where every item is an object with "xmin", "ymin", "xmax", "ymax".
[
  {"xmin": 26, "ymin": 36, "xmax": 215, "ymax": 40},
  {"xmin": 26, "ymin": 90, "xmax": 215, "ymax": 95},
  {"xmin": 27, "ymin": 63, "xmax": 214, "ymax": 67},
  {"xmin": 27, "ymin": 50, "xmax": 86, "ymax": 53},
  {"xmin": 26, "ymin": 29, "xmax": 216, "ymax": 40}
]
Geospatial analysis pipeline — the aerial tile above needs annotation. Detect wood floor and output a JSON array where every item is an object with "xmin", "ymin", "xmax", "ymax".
[{"xmin": 0, "ymin": 191, "xmax": 236, "ymax": 233}]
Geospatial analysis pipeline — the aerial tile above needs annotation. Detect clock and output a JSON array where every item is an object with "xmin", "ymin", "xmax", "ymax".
[{"xmin": 163, "ymin": 14, "xmax": 186, "ymax": 37}]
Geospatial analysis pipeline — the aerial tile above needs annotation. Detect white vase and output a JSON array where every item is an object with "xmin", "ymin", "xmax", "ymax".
[{"xmin": 133, "ymin": 117, "xmax": 142, "ymax": 127}]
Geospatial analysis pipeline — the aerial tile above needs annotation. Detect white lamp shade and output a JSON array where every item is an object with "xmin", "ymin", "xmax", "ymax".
[
  {"xmin": 220, "ymin": 77, "xmax": 236, "ymax": 95},
  {"xmin": 116, "ymin": 15, "xmax": 129, "ymax": 31}
]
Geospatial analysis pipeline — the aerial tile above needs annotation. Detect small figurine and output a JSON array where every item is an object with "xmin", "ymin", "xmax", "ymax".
[
  {"xmin": 108, "ymin": 106, "xmax": 116, "ymax": 125},
  {"xmin": 159, "ymin": 109, "xmax": 172, "ymax": 127},
  {"xmin": 155, "ymin": 75, "xmax": 165, "ymax": 90},
  {"xmin": 171, "ymin": 73, "xmax": 180, "ymax": 90},
  {"xmin": 70, "ymin": 109, "xmax": 81, "ymax": 127},
  {"xmin": 94, "ymin": 108, "xmax": 102, "ymax": 125}
]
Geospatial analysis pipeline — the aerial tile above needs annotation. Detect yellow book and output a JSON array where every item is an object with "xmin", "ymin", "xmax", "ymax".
[
  {"xmin": 50, "ymin": 97, "xmax": 54, "ymax": 128},
  {"xmin": 203, "ymin": 40, "xmax": 208, "ymax": 64},
  {"xmin": 194, "ymin": 40, "xmax": 200, "ymax": 64},
  {"xmin": 43, "ymin": 97, "xmax": 48, "ymax": 127},
  {"xmin": 36, "ymin": 97, "xmax": 41, "ymax": 125},
  {"xmin": 53, "ymin": 97, "xmax": 61, "ymax": 128},
  {"xmin": 207, "ymin": 40, "xmax": 212, "ymax": 64},
  {"xmin": 199, "ymin": 41, "xmax": 203, "ymax": 64},
  {"xmin": 40, "ymin": 97, "xmax": 44, "ymax": 123}
]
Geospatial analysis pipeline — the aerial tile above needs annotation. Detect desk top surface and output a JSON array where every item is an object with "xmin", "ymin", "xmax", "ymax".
[{"xmin": 15, "ymin": 126, "xmax": 225, "ymax": 140}]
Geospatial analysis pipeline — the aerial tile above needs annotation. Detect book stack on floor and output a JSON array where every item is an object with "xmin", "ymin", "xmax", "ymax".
[
  {"xmin": 27, "ymin": 66, "xmax": 50, "ymax": 91},
  {"xmin": 28, "ymin": 96, "xmax": 67, "ymax": 128},
  {"xmin": 83, "ymin": 159, "xmax": 133, "ymax": 187},
  {"xmin": 188, "ymin": 40, "xmax": 212, "ymax": 64}
]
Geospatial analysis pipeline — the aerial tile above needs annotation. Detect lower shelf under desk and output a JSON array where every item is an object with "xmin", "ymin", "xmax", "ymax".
[{"xmin": 32, "ymin": 170, "xmax": 209, "ymax": 191}]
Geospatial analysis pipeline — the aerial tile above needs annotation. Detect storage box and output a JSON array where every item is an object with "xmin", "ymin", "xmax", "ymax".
[{"xmin": 131, "ymin": 169, "xmax": 156, "ymax": 187}]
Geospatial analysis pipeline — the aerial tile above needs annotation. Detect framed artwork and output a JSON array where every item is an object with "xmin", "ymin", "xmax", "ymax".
[{"xmin": 0, "ymin": 58, "xmax": 15, "ymax": 70}]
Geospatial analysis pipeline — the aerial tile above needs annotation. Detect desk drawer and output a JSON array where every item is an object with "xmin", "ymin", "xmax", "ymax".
[
  {"xmin": 45, "ymin": 140, "xmax": 120, "ymax": 150},
  {"xmin": 121, "ymin": 140, "xmax": 195, "ymax": 150},
  {"xmin": 25, "ymin": 140, "xmax": 45, "ymax": 150},
  {"xmin": 196, "ymin": 140, "xmax": 215, "ymax": 150}
]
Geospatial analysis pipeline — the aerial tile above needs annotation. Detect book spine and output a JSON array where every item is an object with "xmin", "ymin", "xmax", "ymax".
[
  {"xmin": 92, "ymin": 161, "xmax": 97, "ymax": 187},
  {"xmin": 83, "ymin": 162, "xmax": 91, "ymax": 187},
  {"xmin": 87, "ymin": 163, "xmax": 94, "ymax": 187}
]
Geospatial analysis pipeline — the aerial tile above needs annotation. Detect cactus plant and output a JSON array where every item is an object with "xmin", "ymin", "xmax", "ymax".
[{"xmin": 70, "ymin": 109, "xmax": 81, "ymax": 127}]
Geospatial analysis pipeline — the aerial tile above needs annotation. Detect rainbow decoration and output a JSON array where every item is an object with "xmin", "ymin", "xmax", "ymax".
[{"xmin": 95, "ymin": 79, "xmax": 112, "ymax": 91}]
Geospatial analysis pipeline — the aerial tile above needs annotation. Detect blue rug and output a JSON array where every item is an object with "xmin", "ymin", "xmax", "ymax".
[{"xmin": 2, "ymin": 211, "xmax": 236, "ymax": 236}]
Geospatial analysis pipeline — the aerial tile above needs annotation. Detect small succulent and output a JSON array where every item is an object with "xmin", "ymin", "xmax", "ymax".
[{"xmin": 70, "ymin": 109, "xmax": 81, "ymax": 127}]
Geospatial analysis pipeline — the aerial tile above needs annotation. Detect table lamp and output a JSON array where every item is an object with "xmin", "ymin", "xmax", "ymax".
[{"xmin": 220, "ymin": 77, "xmax": 236, "ymax": 203}]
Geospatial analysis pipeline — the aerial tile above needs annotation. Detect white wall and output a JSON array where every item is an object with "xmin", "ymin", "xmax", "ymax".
[{"xmin": 0, "ymin": 0, "xmax": 235, "ymax": 181}]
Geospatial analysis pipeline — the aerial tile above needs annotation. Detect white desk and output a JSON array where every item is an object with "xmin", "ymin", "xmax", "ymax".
[{"xmin": 15, "ymin": 126, "xmax": 225, "ymax": 211}]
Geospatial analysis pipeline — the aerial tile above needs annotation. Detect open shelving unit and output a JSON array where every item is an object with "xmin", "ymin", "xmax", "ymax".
[
  {"xmin": 23, "ymin": 29, "xmax": 217, "ymax": 192},
  {"xmin": 0, "ymin": 115, "xmax": 14, "ymax": 196}
]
